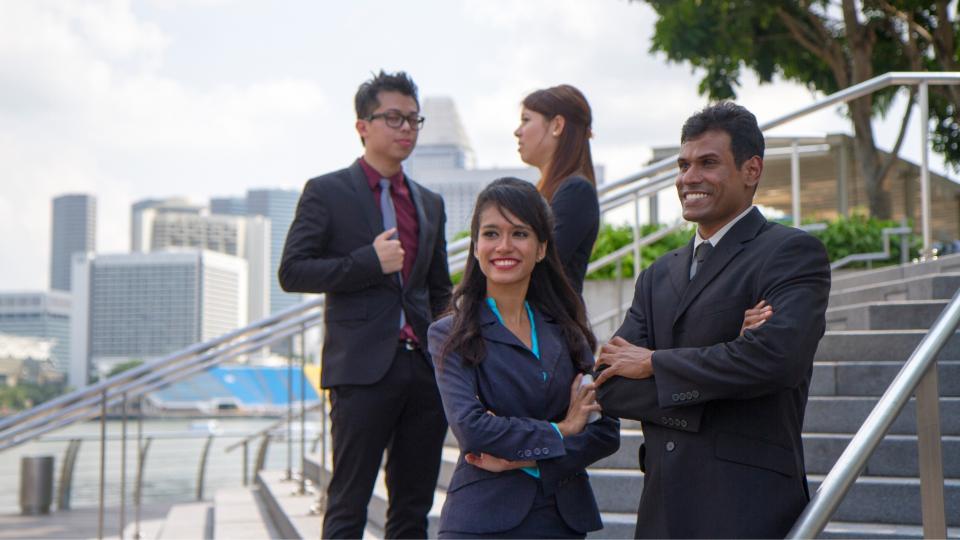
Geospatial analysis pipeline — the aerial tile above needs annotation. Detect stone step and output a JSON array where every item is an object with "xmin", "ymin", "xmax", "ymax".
[
  {"xmin": 828, "ymin": 273, "xmax": 960, "ymax": 308},
  {"xmin": 808, "ymin": 475, "xmax": 960, "ymax": 527},
  {"xmin": 804, "ymin": 396, "xmax": 960, "ymax": 436},
  {"xmin": 590, "ymin": 512, "xmax": 636, "ymax": 539},
  {"xmin": 213, "ymin": 486, "xmax": 280, "ymax": 540},
  {"xmin": 811, "ymin": 361, "xmax": 960, "ymax": 397},
  {"xmin": 256, "ymin": 469, "xmax": 321, "ymax": 540},
  {"xmin": 814, "ymin": 330, "xmax": 960, "ymax": 363},
  {"xmin": 826, "ymin": 300, "xmax": 950, "ymax": 331},
  {"xmin": 829, "ymin": 254, "xmax": 960, "ymax": 294},
  {"xmin": 157, "ymin": 501, "xmax": 212, "ymax": 540},
  {"xmin": 803, "ymin": 433, "xmax": 960, "ymax": 477},
  {"xmin": 821, "ymin": 520, "xmax": 960, "ymax": 539}
]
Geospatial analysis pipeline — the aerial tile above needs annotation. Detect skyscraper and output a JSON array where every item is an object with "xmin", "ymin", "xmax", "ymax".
[
  {"xmin": 212, "ymin": 189, "xmax": 302, "ymax": 317},
  {"xmin": 70, "ymin": 250, "xmax": 248, "ymax": 387},
  {"xmin": 0, "ymin": 291, "xmax": 71, "ymax": 374},
  {"xmin": 50, "ymin": 194, "xmax": 96, "ymax": 291}
]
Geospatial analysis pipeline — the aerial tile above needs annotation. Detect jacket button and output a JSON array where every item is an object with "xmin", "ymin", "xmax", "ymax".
[
  {"xmin": 661, "ymin": 416, "xmax": 668, "ymax": 423},
  {"xmin": 692, "ymin": 390, "xmax": 700, "ymax": 398},
  {"xmin": 680, "ymin": 419, "xmax": 688, "ymax": 428},
  {"xmin": 534, "ymin": 448, "xmax": 541, "ymax": 456},
  {"xmin": 672, "ymin": 393, "xmax": 680, "ymax": 402},
  {"xmin": 524, "ymin": 449, "xmax": 532, "ymax": 457},
  {"xmin": 543, "ymin": 448, "xmax": 549, "ymax": 455},
  {"xmin": 517, "ymin": 451, "xmax": 524, "ymax": 458},
  {"xmin": 666, "ymin": 441, "xmax": 676, "ymax": 452}
]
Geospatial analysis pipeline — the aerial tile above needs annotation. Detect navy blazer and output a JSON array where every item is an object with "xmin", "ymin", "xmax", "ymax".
[
  {"xmin": 597, "ymin": 208, "xmax": 831, "ymax": 538},
  {"xmin": 551, "ymin": 175, "xmax": 599, "ymax": 294},
  {"xmin": 428, "ymin": 305, "xmax": 619, "ymax": 535}
]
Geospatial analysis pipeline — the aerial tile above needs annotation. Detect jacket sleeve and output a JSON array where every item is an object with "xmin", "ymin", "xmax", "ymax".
[
  {"xmin": 650, "ymin": 233, "xmax": 831, "ymax": 408},
  {"xmin": 428, "ymin": 321, "xmax": 566, "ymax": 461},
  {"xmin": 426, "ymin": 196, "xmax": 453, "ymax": 318},
  {"xmin": 539, "ymin": 341, "xmax": 621, "ymax": 495},
  {"xmin": 277, "ymin": 178, "xmax": 384, "ymax": 294},
  {"xmin": 597, "ymin": 266, "xmax": 705, "ymax": 432}
]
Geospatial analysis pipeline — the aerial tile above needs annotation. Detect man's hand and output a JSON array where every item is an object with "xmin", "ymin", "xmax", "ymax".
[
  {"xmin": 741, "ymin": 300, "xmax": 773, "ymax": 336},
  {"xmin": 464, "ymin": 452, "xmax": 535, "ymax": 473},
  {"xmin": 595, "ymin": 336, "xmax": 654, "ymax": 386},
  {"xmin": 373, "ymin": 228, "xmax": 404, "ymax": 274}
]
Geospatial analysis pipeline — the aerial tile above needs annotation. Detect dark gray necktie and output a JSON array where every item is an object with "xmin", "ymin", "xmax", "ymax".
[
  {"xmin": 379, "ymin": 179, "xmax": 405, "ymax": 329},
  {"xmin": 691, "ymin": 241, "xmax": 713, "ymax": 279}
]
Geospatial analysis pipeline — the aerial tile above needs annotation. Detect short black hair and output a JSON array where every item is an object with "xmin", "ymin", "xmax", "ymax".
[
  {"xmin": 680, "ymin": 102, "xmax": 764, "ymax": 168},
  {"xmin": 354, "ymin": 70, "xmax": 419, "ymax": 119}
]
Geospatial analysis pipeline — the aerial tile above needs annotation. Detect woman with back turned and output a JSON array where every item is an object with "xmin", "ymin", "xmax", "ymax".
[
  {"xmin": 428, "ymin": 178, "xmax": 619, "ymax": 538},
  {"xmin": 515, "ymin": 85, "xmax": 599, "ymax": 294}
]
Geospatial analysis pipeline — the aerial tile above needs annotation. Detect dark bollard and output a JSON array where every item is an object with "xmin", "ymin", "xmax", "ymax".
[{"xmin": 20, "ymin": 455, "xmax": 54, "ymax": 515}]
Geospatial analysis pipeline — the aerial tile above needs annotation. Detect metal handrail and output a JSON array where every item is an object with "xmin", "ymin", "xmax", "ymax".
[
  {"xmin": 225, "ymin": 402, "xmax": 324, "ymax": 453},
  {"xmin": 829, "ymin": 226, "xmax": 912, "ymax": 270},
  {"xmin": 788, "ymin": 288, "xmax": 959, "ymax": 538},
  {"xmin": 442, "ymin": 71, "xmax": 960, "ymax": 265}
]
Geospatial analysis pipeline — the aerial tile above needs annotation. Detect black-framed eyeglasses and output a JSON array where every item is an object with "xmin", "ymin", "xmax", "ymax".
[{"xmin": 366, "ymin": 111, "xmax": 426, "ymax": 130}]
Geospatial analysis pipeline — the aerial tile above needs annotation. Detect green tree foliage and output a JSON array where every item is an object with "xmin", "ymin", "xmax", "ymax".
[
  {"xmin": 0, "ymin": 382, "xmax": 64, "ymax": 412},
  {"xmin": 107, "ymin": 359, "xmax": 144, "ymax": 378},
  {"xmin": 587, "ymin": 223, "xmax": 695, "ymax": 280},
  {"xmin": 809, "ymin": 214, "xmax": 921, "ymax": 266},
  {"xmin": 635, "ymin": 0, "xmax": 960, "ymax": 218}
]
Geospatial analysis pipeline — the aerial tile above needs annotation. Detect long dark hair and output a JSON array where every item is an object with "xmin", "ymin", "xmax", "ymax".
[
  {"xmin": 522, "ymin": 84, "xmax": 595, "ymax": 202},
  {"xmin": 438, "ymin": 178, "xmax": 596, "ymax": 371}
]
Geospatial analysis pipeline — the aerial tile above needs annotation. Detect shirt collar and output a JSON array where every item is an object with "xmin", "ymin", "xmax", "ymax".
[
  {"xmin": 359, "ymin": 157, "xmax": 404, "ymax": 191},
  {"xmin": 693, "ymin": 205, "xmax": 755, "ymax": 250}
]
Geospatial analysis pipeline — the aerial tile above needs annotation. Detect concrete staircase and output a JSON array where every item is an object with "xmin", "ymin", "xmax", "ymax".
[
  {"xmin": 262, "ymin": 254, "xmax": 960, "ymax": 538},
  {"xmin": 127, "ymin": 486, "xmax": 279, "ymax": 539}
]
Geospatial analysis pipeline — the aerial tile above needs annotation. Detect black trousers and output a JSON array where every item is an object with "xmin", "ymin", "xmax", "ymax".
[{"xmin": 322, "ymin": 345, "xmax": 448, "ymax": 539}]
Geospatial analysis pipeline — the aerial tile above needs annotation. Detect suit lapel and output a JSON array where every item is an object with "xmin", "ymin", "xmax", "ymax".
[
  {"xmin": 478, "ymin": 303, "xmax": 522, "ymax": 348},
  {"xmin": 667, "ymin": 239, "xmax": 694, "ymax": 298},
  {"xmin": 405, "ymin": 177, "xmax": 431, "ymax": 288},
  {"xmin": 672, "ymin": 208, "xmax": 766, "ymax": 326},
  {"xmin": 347, "ymin": 159, "xmax": 383, "ymax": 237},
  {"xmin": 534, "ymin": 307, "xmax": 562, "ymax": 381}
]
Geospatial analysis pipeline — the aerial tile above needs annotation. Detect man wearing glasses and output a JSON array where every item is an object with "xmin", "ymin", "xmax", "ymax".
[{"xmin": 279, "ymin": 70, "xmax": 452, "ymax": 539}]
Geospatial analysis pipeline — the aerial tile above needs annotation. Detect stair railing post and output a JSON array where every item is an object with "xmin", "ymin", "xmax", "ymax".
[
  {"xmin": 791, "ymin": 139, "xmax": 801, "ymax": 228},
  {"xmin": 242, "ymin": 440, "xmax": 249, "ymax": 486},
  {"xmin": 286, "ymin": 348, "xmax": 293, "ymax": 481},
  {"xmin": 134, "ymin": 397, "xmax": 144, "ymax": 540},
  {"xmin": 632, "ymin": 193, "xmax": 641, "ymax": 277},
  {"xmin": 196, "ymin": 434, "xmax": 214, "ymax": 501},
  {"xmin": 299, "ymin": 325, "xmax": 308, "ymax": 495},
  {"xmin": 919, "ymin": 81, "xmax": 932, "ymax": 259},
  {"xmin": 119, "ymin": 392, "xmax": 128, "ymax": 539},
  {"xmin": 915, "ymin": 363, "xmax": 947, "ymax": 538},
  {"xmin": 98, "ymin": 389, "xmax": 107, "ymax": 540}
]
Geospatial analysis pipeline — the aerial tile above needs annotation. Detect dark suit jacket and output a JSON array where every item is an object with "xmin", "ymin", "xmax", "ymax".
[
  {"xmin": 278, "ymin": 159, "xmax": 452, "ymax": 388},
  {"xmin": 597, "ymin": 207, "xmax": 831, "ymax": 539},
  {"xmin": 551, "ymin": 175, "xmax": 599, "ymax": 294},
  {"xmin": 428, "ymin": 306, "xmax": 620, "ymax": 535}
]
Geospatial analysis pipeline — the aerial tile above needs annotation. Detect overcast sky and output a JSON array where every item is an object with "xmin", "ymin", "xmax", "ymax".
[{"xmin": 0, "ymin": 0, "xmax": 945, "ymax": 291}]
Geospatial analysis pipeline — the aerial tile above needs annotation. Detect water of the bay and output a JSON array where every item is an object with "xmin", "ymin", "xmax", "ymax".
[{"xmin": 0, "ymin": 416, "xmax": 319, "ymax": 514}]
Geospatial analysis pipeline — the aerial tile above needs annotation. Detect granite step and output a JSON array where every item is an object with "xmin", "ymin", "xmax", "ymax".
[
  {"xmin": 213, "ymin": 486, "xmax": 281, "ymax": 540},
  {"xmin": 803, "ymin": 396, "xmax": 960, "ymax": 435},
  {"xmin": 157, "ymin": 501, "xmax": 212, "ymax": 539},
  {"xmin": 810, "ymin": 361, "xmax": 960, "ymax": 397},
  {"xmin": 826, "ymin": 300, "xmax": 950, "ymax": 331},
  {"xmin": 827, "ymin": 273, "xmax": 960, "ymax": 308},
  {"xmin": 802, "ymin": 433, "xmax": 960, "ymax": 477},
  {"xmin": 814, "ymin": 330, "xmax": 960, "ymax": 363}
]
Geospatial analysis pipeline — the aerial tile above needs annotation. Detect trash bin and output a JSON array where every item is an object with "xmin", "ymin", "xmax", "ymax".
[{"xmin": 20, "ymin": 455, "xmax": 54, "ymax": 515}]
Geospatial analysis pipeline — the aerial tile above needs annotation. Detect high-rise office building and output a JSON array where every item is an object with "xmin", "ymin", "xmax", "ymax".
[
  {"xmin": 0, "ymin": 291, "xmax": 71, "ymax": 374},
  {"xmin": 50, "ymin": 194, "xmax": 96, "ymax": 291},
  {"xmin": 211, "ymin": 189, "xmax": 302, "ymax": 317},
  {"xmin": 70, "ymin": 250, "xmax": 248, "ymax": 387},
  {"xmin": 130, "ymin": 198, "xmax": 204, "ymax": 253},
  {"xmin": 405, "ymin": 98, "xmax": 539, "ymax": 239}
]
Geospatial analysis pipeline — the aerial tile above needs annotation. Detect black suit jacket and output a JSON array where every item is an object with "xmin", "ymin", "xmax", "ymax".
[
  {"xmin": 551, "ymin": 175, "xmax": 599, "ymax": 294},
  {"xmin": 278, "ymin": 159, "xmax": 452, "ymax": 388},
  {"xmin": 597, "ymin": 208, "xmax": 831, "ymax": 539}
]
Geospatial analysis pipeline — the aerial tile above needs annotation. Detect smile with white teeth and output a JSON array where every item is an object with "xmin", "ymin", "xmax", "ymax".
[
  {"xmin": 492, "ymin": 259, "xmax": 519, "ymax": 268},
  {"xmin": 685, "ymin": 192, "xmax": 709, "ymax": 201}
]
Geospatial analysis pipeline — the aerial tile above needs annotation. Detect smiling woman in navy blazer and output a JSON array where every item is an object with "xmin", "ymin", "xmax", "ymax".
[{"xmin": 428, "ymin": 178, "xmax": 619, "ymax": 539}]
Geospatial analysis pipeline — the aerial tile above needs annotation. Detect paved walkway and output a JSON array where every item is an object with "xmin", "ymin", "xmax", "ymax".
[{"xmin": 0, "ymin": 504, "xmax": 170, "ymax": 539}]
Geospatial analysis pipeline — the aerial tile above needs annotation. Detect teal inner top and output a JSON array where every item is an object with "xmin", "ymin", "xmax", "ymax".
[{"xmin": 485, "ymin": 297, "xmax": 551, "ymax": 479}]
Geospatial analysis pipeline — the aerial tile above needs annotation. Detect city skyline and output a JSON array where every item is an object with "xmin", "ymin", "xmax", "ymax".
[{"xmin": 1, "ymin": 1, "xmax": 946, "ymax": 291}]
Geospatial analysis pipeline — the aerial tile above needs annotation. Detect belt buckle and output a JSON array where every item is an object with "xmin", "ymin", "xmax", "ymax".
[{"xmin": 400, "ymin": 338, "xmax": 417, "ymax": 351}]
